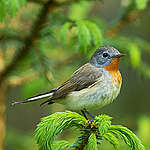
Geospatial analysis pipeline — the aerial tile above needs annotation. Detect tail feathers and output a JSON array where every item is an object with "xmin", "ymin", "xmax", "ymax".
[
  {"xmin": 12, "ymin": 90, "xmax": 54, "ymax": 106},
  {"xmin": 40, "ymin": 99, "xmax": 54, "ymax": 107}
]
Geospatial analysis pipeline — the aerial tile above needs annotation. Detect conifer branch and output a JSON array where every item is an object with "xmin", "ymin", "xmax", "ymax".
[
  {"xmin": 0, "ymin": 0, "xmax": 56, "ymax": 85},
  {"xmin": 8, "ymin": 72, "xmax": 38, "ymax": 87},
  {"xmin": 106, "ymin": 10, "xmax": 140, "ymax": 37},
  {"xmin": 35, "ymin": 111, "xmax": 144, "ymax": 150},
  {"xmin": 106, "ymin": 1, "xmax": 150, "ymax": 37}
]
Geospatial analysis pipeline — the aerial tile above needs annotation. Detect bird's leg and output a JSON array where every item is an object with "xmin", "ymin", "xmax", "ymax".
[
  {"xmin": 81, "ymin": 110, "xmax": 88, "ymax": 120},
  {"xmin": 84, "ymin": 109, "xmax": 95, "ymax": 119}
]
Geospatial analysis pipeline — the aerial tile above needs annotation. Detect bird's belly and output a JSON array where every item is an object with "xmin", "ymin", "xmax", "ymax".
[{"xmin": 59, "ymin": 78, "xmax": 121, "ymax": 110}]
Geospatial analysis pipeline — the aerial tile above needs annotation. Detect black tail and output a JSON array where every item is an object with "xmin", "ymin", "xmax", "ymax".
[{"xmin": 12, "ymin": 90, "xmax": 55, "ymax": 106}]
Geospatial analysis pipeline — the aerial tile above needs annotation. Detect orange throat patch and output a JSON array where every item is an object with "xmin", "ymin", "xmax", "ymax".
[{"xmin": 104, "ymin": 58, "xmax": 122, "ymax": 85}]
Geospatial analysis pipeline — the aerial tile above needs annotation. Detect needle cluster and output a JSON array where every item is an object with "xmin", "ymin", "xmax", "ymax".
[{"xmin": 35, "ymin": 111, "xmax": 144, "ymax": 150}]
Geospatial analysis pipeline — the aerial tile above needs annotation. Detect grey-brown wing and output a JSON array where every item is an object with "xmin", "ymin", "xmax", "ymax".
[{"xmin": 50, "ymin": 63, "xmax": 102, "ymax": 100}]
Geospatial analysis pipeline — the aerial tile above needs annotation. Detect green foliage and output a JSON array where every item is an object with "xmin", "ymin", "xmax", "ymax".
[
  {"xmin": 103, "ymin": 132, "xmax": 119, "ymax": 149},
  {"xmin": 84, "ymin": 133, "xmax": 98, "ymax": 150},
  {"xmin": 128, "ymin": 43, "xmax": 141, "ymax": 68},
  {"xmin": 69, "ymin": 1, "xmax": 92, "ymax": 21},
  {"xmin": 35, "ymin": 111, "xmax": 144, "ymax": 150},
  {"xmin": 137, "ymin": 116, "xmax": 150, "ymax": 149},
  {"xmin": 52, "ymin": 140, "xmax": 71, "ymax": 150},
  {"xmin": 76, "ymin": 21, "xmax": 91, "ymax": 52},
  {"xmin": 0, "ymin": 0, "xmax": 26, "ymax": 21},
  {"xmin": 0, "ymin": 0, "xmax": 6, "ymax": 22},
  {"xmin": 35, "ymin": 111, "xmax": 86, "ymax": 150},
  {"xmin": 61, "ymin": 20, "xmax": 102, "ymax": 53},
  {"xmin": 95, "ymin": 114, "xmax": 111, "ymax": 136},
  {"xmin": 138, "ymin": 116, "xmax": 150, "ymax": 141},
  {"xmin": 60, "ymin": 22, "xmax": 72, "ymax": 44},
  {"xmin": 85, "ymin": 21, "xmax": 102, "ymax": 49},
  {"xmin": 135, "ymin": 0, "xmax": 149, "ymax": 10},
  {"xmin": 109, "ymin": 125, "xmax": 145, "ymax": 150}
]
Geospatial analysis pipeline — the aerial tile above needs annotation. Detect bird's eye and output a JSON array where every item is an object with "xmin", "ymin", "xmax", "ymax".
[{"xmin": 103, "ymin": 53, "xmax": 108, "ymax": 58}]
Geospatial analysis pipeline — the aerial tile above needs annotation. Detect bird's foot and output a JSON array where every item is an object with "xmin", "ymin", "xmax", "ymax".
[
  {"xmin": 86, "ymin": 120, "xmax": 98, "ymax": 128},
  {"xmin": 84, "ymin": 109, "xmax": 95, "ymax": 119}
]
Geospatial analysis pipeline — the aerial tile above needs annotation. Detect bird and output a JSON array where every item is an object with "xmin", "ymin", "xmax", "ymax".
[{"xmin": 12, "ymin": 46, "xmax": 125, "ymax": 119}]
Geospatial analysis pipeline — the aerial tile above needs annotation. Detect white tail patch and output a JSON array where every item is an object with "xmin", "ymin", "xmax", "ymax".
[
  {"xmin": 12, "ymin": 91, "xmax": 54, "ymax": 106},
  {"xmin": 26, "ymin": 92, "xmax": 53, "ymax": 101}
]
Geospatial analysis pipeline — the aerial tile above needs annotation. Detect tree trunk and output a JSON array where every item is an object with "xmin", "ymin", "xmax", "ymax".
[
  {"xmin": 0, "ymin": 50, "xmax": 6, "ymax": 150},
  {"xmin": 0, "ymin": 84, "xmax": 6, "ymax": 150}
]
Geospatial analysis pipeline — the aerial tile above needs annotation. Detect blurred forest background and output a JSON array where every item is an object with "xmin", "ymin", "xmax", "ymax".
[{"xmin": 0, "ymin": 0, "xmax": 150, "ymax": 150}]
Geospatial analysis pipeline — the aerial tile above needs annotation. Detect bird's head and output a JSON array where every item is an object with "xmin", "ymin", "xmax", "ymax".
[{"xmin": 90, "ymin": 46, "xmax": 125, "ymax": 71}]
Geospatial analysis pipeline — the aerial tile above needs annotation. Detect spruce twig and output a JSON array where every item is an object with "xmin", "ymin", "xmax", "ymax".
[{"xmin": 35, "ymin": 111, "xmax": 145, "ymax": 150}]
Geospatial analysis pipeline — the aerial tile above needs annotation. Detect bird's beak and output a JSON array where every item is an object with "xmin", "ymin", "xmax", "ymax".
[{"xmin": 112, "ymin": 53, "xmax": 126, "ymax": 58}]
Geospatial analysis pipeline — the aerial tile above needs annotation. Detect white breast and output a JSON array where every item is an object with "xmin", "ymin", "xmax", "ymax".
[{"xmin": 57, "ymin": 69, "xmax": 122, "ymax": 110}]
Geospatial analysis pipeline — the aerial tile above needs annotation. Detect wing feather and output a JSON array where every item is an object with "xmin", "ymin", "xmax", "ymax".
[{"xmin": 50, "ymin": 63, "xmax": 102, "ymax": 100}]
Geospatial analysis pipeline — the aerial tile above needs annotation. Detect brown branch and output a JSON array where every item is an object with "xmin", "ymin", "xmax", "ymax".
[
  {"xmin": 106, "ymin": 11, "xmax": 139, "ymax": 37},
  {"xmin": 6, "ymin": 53, "xmax": 80, "ymax": 87},
  {"xmin": 106, "ymin": 1, "xmax": 150, "ymax": 37},
  {"xmin": 0, "ymin": 50, "xmax": 6, "ymax": 150},
  {"xmin": 0, "ymin": 35, "xmax": 24, "ymax": 43},
  {"xmin": 8, "ymin": 72, "xmax": 38, "ymax": 87},
  {"xmin": 0, "ymin": 0, "xmax": 80, "ymax": 44},
  {"xmin": 0, "ymin": 84, "xmax": 7, "ymax": 150},
  {"xmin": 74, "ymin": 134, "xmax": 90, "ymax": 150},
  {"xmin": 78, "ymin": 137, "xmax": 89, "ymax": 150},
  {"xmin": 74, "ymin": 123, "xmax": 98, "ymax": 150},
  {"xmin": 0, "ymin": 0, "xmax": 56, "ymax": 85}
]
